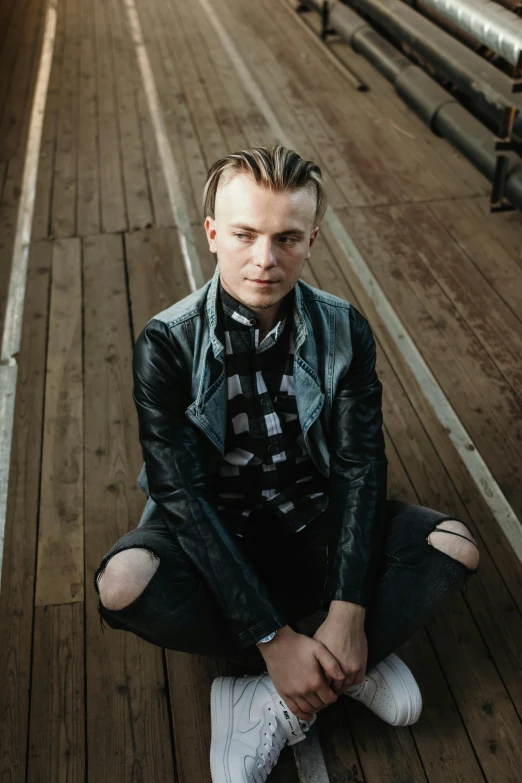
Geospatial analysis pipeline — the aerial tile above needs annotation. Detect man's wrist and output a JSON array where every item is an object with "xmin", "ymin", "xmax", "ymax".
[
  {"xmin": 328, "ymin": 600, "xmax": 366, "ymax": 623},
  {"xmin": 256, "ymin": 624, "xmax": 294, "ymax": 655}
]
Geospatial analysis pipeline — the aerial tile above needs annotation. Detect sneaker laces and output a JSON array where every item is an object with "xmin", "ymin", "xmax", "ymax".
[
  {"xmin": 237, "ymin": 675, "xmax": 290, "ymax": 778},
  {"xmin": 255, "ymin": 703, "xmax": 287, "ymax": 776}
]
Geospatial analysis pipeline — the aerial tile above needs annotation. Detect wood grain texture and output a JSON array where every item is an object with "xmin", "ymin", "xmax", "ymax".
[
  {"xmin": 51, "ymin": 0, "xmax": 81, "ymax": 238},
  {"xmin": 108, "ymin": 0, "xmax": 153, "ymax": 231},
  {"xmin": 35, "ymin": 238, "xmax": 84, "ymax": 606},
  {"xmin": 0, "ymin": 241, "xmax": 52, "ymax": 783},
  {"xmin": 27, "ymin": 603, "xmax": 85, "ymax": 782},
  {"xmin": 77, "ymin": 0, "xmax": 101, "ymax": 237},
  {"xmin": 93, "ymin": 0, "xmax": 127, "ymax": 233},
  {"xmin": 84, "ymin": 232, "xmax": 175, "ymax": 781}
]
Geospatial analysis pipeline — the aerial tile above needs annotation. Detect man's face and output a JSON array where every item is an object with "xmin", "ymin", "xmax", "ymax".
[{"xmin": 204, "ymin": 172, "xmax": 319, "ymax": 315}]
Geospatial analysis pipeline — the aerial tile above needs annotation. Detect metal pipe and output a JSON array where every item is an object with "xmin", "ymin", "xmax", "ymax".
[
  {"xmin": 301, "ymin": 0, "xmax": 522, "ymax": 208},
  {"xmin": 404, "ymin": 0, "xmax": 498, "ymax": 53},
  {"xmin": 419, "ymin": 0, "xmax": 522, "ymax": 66},
  {"xmin": 329, "ymin": 0, "xmax": 522, "ymax": 135}
]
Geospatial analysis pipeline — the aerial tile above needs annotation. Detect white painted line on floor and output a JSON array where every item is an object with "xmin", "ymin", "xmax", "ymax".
[
  {"xmin": 122, "ymin": 0, "xmax": 206, "ymax": 292},
  {"xmin": 0, "ymin": 0, "xmax": 58, "ymax": 590},
  {"xmin": 198, "ymin": 0, "xmax": 522, "ymax": 563}
]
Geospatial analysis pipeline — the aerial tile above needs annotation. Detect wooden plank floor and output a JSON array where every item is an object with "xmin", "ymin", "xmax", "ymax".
[{"xmin": 1, "ymin": 0, "xmax": 521, "ymax": 780}]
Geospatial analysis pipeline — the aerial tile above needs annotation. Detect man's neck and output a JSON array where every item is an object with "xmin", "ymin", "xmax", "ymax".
[
  {"xmin": 256, "ymin": 303, "xmax": 285, "ymax": 336},
  {"xmin": 258, "ymin": 325, "xmax": 271, "ymax": 342}
]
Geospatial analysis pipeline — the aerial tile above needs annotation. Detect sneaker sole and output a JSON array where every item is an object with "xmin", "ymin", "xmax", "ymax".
[
  {"xmin": 210, "ymin": 677, "xmax": 235, "ymax": 783},
  {"xmin": 382, "ymin": 653, "xmax": 423, "ymax": 726}
]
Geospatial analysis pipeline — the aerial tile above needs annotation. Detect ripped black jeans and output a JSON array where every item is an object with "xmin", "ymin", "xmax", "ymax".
[{"xmin": 92, "ymin": 499, "xmax": 479, "ymax": 671}]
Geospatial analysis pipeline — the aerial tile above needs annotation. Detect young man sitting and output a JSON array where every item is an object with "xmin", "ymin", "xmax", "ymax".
[{"xmin": 94, "ymin": 145, "xmax": 480, "ymax": 783}]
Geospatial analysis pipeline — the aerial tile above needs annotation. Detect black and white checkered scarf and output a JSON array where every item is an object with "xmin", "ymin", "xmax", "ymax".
[{"xmin": 214, "ymin": 277, "xmax": 328, "ymax": 536}]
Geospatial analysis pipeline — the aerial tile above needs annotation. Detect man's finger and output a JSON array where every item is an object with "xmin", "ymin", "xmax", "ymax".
[
  {"xmin": 327, "ymin": 678, "xmax": 341, "ymax": 697},
  {"xmin": 354, "ymin": 672, "xmax": 365, "ymax": 685}
]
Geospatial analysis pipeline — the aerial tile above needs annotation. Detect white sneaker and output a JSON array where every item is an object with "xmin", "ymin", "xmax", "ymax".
[
  {"xmin": 342, "ymin": 653, "xmax": 422, "ymax": 726},
  {"xmin": 210, "ymin": 672, "xmax": 316, "ymax": 782}
]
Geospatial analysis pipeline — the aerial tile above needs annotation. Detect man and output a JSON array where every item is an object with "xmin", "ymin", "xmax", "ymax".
[{"xmin": 94, "ymin": 146, "xmax": 480, "ymax": 782}]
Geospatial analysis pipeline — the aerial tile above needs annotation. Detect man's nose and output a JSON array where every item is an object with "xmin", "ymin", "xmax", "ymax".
[{"xmin": 254, "ymin": 238, "xmax": 277, "ymax": 267}]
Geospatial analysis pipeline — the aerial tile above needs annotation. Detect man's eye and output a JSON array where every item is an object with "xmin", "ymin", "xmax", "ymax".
[{"xmin": 233, "ymin": 234, "xmax": 298, "ymax": 243}]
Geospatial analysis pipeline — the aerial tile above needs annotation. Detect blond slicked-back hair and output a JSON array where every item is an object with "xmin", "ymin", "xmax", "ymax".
[{"xmin": 201, "ymin": 145, "xmax": 328, "ymax": 228}]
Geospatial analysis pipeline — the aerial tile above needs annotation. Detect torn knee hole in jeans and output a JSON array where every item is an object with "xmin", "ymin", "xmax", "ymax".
[
  {"xmin": 426, "ymin": 525, "xmax": 480, "ymax": 573},
  {"xmin": 95, "ymin": 546, "xmax": 162, "ymax": 627},
  {"xmin": 93, "ymin": 546, "xmax": 160, "ymax": 593}
]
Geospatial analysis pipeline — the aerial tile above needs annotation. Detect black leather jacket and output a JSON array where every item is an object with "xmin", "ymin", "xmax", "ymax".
[{"xmin": 132, "ymin": 267, "xmax": 388, "ymax": 649}]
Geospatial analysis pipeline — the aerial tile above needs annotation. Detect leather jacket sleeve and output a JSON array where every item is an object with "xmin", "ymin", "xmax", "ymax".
[
  {"xmin": 322, "ymin": 307, "xmax": 388, "ymax": 610},
  {"xmin": 132, "ymin": 318, "xmax": 289, "ymax": 649}
]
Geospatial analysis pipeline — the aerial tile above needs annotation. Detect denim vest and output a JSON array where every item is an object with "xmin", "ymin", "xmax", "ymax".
[{"xmin": 137, "ymin": 264, "xmax": 355, "ymax": 499}]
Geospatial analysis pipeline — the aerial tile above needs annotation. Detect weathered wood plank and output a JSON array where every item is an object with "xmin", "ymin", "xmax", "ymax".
[
  {"xmin": 400, "ymin": 629, "xmax": 484, "ymax": 783},
  {"xmin": 477, "ymin": 200, "xmax": 522, "ymax": 267},
  {"xmin": 0, "ymin": 241, "xmax": 52, "ymax": 783},
  {"xmin": 0, "ymin": 0, "xmax": 34, "ymax": 134},
  {"xmin": 429, "ymin": 590, "xmax": 522, "ymax": 782},
  {"xmin": 0, "ymin": 156, "xmax": 24, "ymax": 338},
  {"xmin": 27, "ymin": 603, "xmax": 85, "ymax": 782},
  {"xmin": 0, "ymin": 160, "xmax": 7, "ymax": 202},
  {"xmin": 35, "ymin": 238, "xmax": 83, "ymax": 606},
  {"xmin": 135, "ymin": 0, "xmax": 203, "ymax": 225},
  {"xmin": 167, "ymin": 0, "xmax": 241, "ymax": 159},
  {"xmin": 32, "ymin": 0, "xmax": 66, "ymax": 241},
  {"xmin": 124, "ymin": 228, "xmax": 192, "ymax": 334},
  {"xmin": 108, "ymin": 0, "xmax": 153, "ymax": 231},
  {"xmin": 166, "ymin": 652, "xmax": 228, "ymax": 783},
  {"xmin": 442, "ymin": 196, "xmax": 522, "ymax": 272},
  {"xmin": 0, "ymin": 0, "xmax": 44, "ymax": 158},
  {"xmin": 135, "ymin": 79, "xmax": 174, "ymax": 228},
  {"xmin": 84, "ymin": 232, "xmax": 175, "ymax": 780},
  {"xmin": 0, "ymin": 155, "xmax": 23, "ymax": 234},
  {"xmin": 77, "ymin": 0, "xmax": 101, "ymax": 236},
  {"xmin": 51, "ymin": 0, "xmax": 80, "ymax": 237},
  {"xmin": 0, "ymin": 0, "xmax": 18, "ymax": 57},
  {"xmin": 193, "ymin": 4, "xmax": 274, "ymax": 150},
  {"xmin": 93, "ymin": 0, "xmax": 127, "ymax": 232},
  {"xmin": 389, "ymin": 202, "xmax": 522, "ymax": 398},
  {"xmin": 313, "ymin": 699, "xmax": 365, "ymax": 783},
  {"xmin": 428, "ymin": 198, "xmax": 522, "ymax": 320}
]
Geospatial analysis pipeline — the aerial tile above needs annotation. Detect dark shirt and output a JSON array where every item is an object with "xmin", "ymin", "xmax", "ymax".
[{"xmin": 214, "ymin": 278, "xmax": 328, "ymax": 537}]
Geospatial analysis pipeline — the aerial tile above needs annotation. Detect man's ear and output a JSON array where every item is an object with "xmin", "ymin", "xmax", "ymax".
[
  {"xmin": 204, "ymin": 216, "xmax": 218, "ymax": 253},
  {"xmin": 305, "ymin": 226, "xmax": 320, "ymax": 260}
]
